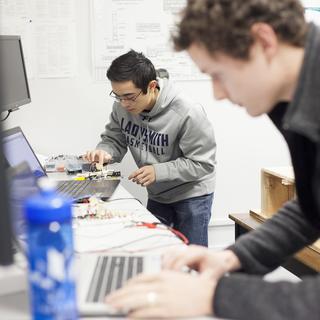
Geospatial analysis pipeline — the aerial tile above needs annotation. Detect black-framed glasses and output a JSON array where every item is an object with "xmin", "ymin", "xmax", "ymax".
[{"xmin": 109, "ymin": 90, "xmax": 142, "ymax": 103}]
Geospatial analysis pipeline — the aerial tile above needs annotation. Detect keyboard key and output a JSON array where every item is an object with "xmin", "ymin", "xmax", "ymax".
[{"xmin": 86, "ymin": 256, "xmax": 144, "ymax": 303}]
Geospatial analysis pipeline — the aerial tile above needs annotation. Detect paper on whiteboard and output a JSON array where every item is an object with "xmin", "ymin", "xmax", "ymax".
[
  {"xmin": 91, "ymin": 0, "xmax": 208, "ymax": 81},
  {"xmin": 0, "ymin": 0, "xmax": 77, "ymax": 78}
]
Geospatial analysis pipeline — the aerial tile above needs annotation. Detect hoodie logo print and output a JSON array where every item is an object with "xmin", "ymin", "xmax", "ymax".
[{"xmin": 120, "ymin": 118, "xmax": 168, "ymax": 155}]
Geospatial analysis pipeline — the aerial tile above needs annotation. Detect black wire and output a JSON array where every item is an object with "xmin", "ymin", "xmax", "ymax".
[
  {"xmin": 104, "ymin": 197, "xmax": 142, "ymax": 204},
  {"xmin": 0, "ymin": 110, "xmax": 11, "ymax": 122}
]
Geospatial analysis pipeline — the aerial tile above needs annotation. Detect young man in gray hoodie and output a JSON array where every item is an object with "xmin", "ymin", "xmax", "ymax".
[
  {"xmin": 106, "ymin": 1, "xmax": 320, "ymax": 319},
  {"xmin": 86, "ymin": 50, "xmax": 217, "ymax": 246}
]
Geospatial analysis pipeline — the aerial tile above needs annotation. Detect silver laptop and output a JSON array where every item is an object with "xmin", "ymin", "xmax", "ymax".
[
  {"xmin": 7, "ymin": 162, "xmax": 161, "ymax": 316},
  {"xmin": 76, "ymin": 253, "xmax": 161, "ymax": 316},
  {"xmin": 3, "ymin": 126, "xmax": 119, "ymax": 201}
]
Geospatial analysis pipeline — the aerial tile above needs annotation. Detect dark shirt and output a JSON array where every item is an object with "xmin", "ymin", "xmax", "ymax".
[{"xmin": 270, "ymin": 102, "xmax": 319, "ymax": 227}]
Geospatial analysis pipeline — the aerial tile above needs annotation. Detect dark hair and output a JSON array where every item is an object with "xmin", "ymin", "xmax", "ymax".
[
  {"xmin": 156, "ymin": 68, "xmax": 169, "ymax": 79},
  {"xmin": 173, "ymin": 0, "xmax": 308, "ymax": 59},
  {"xmin": 107, "ymin": 50, "xmax": 157, "ymax": 93}
]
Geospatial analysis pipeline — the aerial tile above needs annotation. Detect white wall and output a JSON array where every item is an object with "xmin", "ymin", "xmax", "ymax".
[{"xmin": 5, "ymin": 0, "xmax": 291, "ymax": 246}]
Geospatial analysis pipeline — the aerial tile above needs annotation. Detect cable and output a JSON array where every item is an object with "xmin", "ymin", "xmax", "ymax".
[
  {"xmin": 0, "ymin": 110, "xmax": 11, "ymax": 121},
  {"xmin": 167, "ymin": 226, "xmax": 189, "ymax": 244},
  {"xmin": 74, "ymin": 220, "xmax": 188, "ymax": 253},
  {"xmin": 104, "ymin": 197, "xmax": 143, "ymax": 204},
  {"xmin": 134, "ymin": 221, "xmax": 189, "ymax": 244}
]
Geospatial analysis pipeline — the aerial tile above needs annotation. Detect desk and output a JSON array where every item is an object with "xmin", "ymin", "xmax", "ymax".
[
  {"xmin": 0, "ymin": 183, "xmax": 185, "ymax": 319},
  {"xmin": 73, "ymin": 184, "xmax": 183, "ymax": 254},
  {"xmin": 0, "ymin": 290, "xmax": 218, "ymax": 320},
  {"xmin": 229, "ymin": 213, "xmax": 320, "ymax": 277}
]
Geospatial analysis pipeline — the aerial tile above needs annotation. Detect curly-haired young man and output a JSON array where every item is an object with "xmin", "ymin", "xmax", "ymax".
[{"xmin": 106, "ymin": 1, "xmax": 320, "ymax": 319}]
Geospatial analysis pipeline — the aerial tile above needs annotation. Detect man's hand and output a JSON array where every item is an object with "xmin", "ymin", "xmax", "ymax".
[
  {"xmin": 162, "ymin": 245, "xmax": 241, "ymax": 279},
  {"xmin": 129, "ymin": 165, "xmax": 156, "ymax": 187},
  {"xmin": 106, "ymin": 270, "xmax": 216, "ymax": 318},
  {"xmin": 84, "ymin": 149, "xmax": 112, "ymax": 166}
]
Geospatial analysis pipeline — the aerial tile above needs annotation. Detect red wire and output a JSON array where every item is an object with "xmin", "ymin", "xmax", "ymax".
[
  {"xmin": 168, "ymin": 227, "xmax": 189, "ymax": 245},
  {"xmin": 134, "ymin": 221, "xmax": 189, "ymax": 245},
  {"xmin": 139, "ymin": 222, "xmax": 158, "ymax": 229}
]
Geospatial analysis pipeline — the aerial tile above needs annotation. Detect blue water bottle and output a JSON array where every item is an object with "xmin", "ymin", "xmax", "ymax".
[{"xmin": 24, "ymin": 178, "xmax": 77, "ymax": 320}]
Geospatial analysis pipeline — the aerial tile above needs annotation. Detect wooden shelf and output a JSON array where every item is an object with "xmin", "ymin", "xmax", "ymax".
[
  {"xmin": 241, "ymin": 167, "xmax": 320, "ymax": 273},
  {"xmin": 249, "ymin": 209, "xmax": 320, "ymax": 272},
  {"xmin": 230, "ymin": 212, "xmax": 320, "ymax": 273},
  {"xmin": 261, "ymin": 167, "xmax": 295, "ymax": 218}
]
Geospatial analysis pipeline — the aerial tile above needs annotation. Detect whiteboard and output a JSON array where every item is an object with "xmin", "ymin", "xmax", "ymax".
[
  {"xmin": 0, "ymin": 0, "xmax": 77, "ymax": 79},
  {"xmin": 90, "ymin": 0, "xmax": 208, "ymax": 81}
]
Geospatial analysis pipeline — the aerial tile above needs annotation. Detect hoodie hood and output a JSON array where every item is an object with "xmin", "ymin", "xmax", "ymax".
[{"xmin": 140, "ymin": 78, "xmax": 179, "ymax": 119}]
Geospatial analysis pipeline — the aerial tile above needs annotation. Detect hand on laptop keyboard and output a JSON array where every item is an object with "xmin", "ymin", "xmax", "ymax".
[{"xmin": 105, "ymin": 269, "xmax": 216, "ymax": 318}]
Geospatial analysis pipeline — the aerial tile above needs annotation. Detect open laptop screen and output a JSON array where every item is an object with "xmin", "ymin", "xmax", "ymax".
[
  {"xmin": 3, "ymin": 127, "xmax": 46, "ymax": 178},
  {"xmin": 7, "ymin": 162, "xmax": 39, "ymax": 252},
  {"xmin": 3, "ymin": 127, "xmax": 120, "ymax": 201}
]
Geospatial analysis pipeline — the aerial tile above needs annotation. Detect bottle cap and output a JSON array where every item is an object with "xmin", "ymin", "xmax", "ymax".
[
  {"xmin": 24, "ymin": 178, "xmax": 72, "ymax": 223},
  {"xmin": 37, "ymin": 177, "xmax": 57, "ymax": 192}
]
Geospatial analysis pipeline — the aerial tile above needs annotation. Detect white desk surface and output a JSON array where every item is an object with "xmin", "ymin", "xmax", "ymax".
[
  {"xmin": 0, "ymin": 182, "xmax": 226, "ymax": 319},
  {"xmin": 0, "ymin": 290, "xmax": 218, "ymax": 320}
]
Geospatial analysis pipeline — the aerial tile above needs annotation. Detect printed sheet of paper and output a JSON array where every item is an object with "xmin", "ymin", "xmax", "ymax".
[
  {"xmin": 91, "ymin": 0, "xmax": 208, "ymax": 81},
  {"xmin": 0, "ymin": 0, "xmax": 76, "ymax": 78}
]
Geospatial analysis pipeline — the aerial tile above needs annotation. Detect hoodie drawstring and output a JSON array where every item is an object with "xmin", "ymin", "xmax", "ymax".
[
  {"xmin": 139, "ymin": 115, "xmax": 151, "ymax": 166},
  {"xmin": 146, "ymin": 119, "xmax": 150, "ymax": 164}
]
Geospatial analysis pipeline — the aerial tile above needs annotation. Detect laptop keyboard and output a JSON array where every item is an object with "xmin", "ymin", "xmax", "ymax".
[
  {"xmin": 86, "ymin": 256, "xmax": 143, "ymax": 303},
  {"xmin": 57, "ymin": 180, "xmax": 91, "ymax": 198}
]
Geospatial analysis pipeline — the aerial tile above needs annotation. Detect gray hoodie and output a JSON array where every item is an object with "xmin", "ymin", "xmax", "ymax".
[{"xmin": 97, "ymin": 78, "xmax": 217, "ymax": 203}]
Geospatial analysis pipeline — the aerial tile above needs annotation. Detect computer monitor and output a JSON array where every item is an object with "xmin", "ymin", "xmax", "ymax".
[
  {"xmin": 0, "ymin": 120, "xmax": 13, "ymax": 265},
  {"xmin": 0, "ymin": 35, "xmax": 31, "ymax": 113}
]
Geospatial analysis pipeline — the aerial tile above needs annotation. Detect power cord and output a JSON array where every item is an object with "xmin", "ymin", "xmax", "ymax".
[
  {"xmin": 104, "ymin": 197, "xmax": 143, "ymax": 204},
  {"xmin": 1, "ymin": 110, "xmax": 11, "ymax": 121}
]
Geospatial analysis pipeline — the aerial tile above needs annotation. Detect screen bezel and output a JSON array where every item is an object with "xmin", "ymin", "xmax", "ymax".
[
  {"xmin": 0, "ymin": 122, "xmax": 13, "ymax": 265},
  {"xmin": 2, "ymin": 126, "xmax": 47, "ymax": 177},
  {"xmin": 0, "ymin": 35, "xmax": 31, "ymax": 112}
]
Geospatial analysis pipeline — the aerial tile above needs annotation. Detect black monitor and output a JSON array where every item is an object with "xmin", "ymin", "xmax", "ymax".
[
  {"xmin": 0, "ymin": 120, "xmax": 13, "ymax": 265},
  {"xmin": 0, "ymin": 35, "xmax": 31, "ymax": 113}
]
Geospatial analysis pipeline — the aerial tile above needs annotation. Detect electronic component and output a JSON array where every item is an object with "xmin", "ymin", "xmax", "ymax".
[
  {"xmin": 74, "ymin": 169, "xmax": 122, "ymax": 181},
  {"xmin": 88, "ymin": 162, "xmax": 103, "ymax": 172},
  {"xmin": 66, "ymin": 160, "xmax": 82, "ymax": 175},
  {"xmin": 81, "ymin": 162, "xmax": 92, "ymax": 172},
  {"xmin": 44, "ymin": 161, "xmax": 56, "ymax": 172},
  {"xmin": 106, "ymin": 170, "xmax": 121, "ymax": 177},
  {"xmin": 45, "ymin": 154, "xmax": 121, "ymax": 178},
  {"xmin": 44, "ymin": 154, "xmax": 84, "ymax": 173},
  {"xmin": 73, "ymin": 196, "xmax": 130, "ymax": 220},
  {"xmin": 81, "ymin": 162, "xmax": 105, "ymax": 172}
]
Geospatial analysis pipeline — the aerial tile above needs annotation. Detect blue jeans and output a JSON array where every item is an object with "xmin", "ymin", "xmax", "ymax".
[{"xmin": 147, "ymin": 193, "xmax": 213, "ymax": 247}]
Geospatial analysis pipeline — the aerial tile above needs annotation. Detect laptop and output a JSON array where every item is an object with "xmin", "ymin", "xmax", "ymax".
[
  {"xmin": 7, "ymin": 162, "xmax": 161, "ymax": 316},
  {"xmin": 76, "ymin": 253, "xmax": 161, "ymax": 316},
  {"xmin": 3, "ymin": 126, "xmax": 120, "ymax": 201},
  {"xmin": 7, "ymin": 162, "xmax": 38, "ymax": 253}
]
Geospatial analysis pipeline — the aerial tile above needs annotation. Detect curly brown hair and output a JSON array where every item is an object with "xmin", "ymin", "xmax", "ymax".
[{"xmin": 172, "ymin": 0, "xmax": 308, "ymax": 59}]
